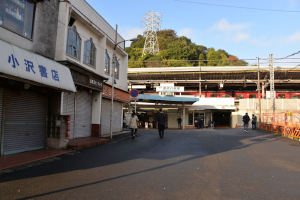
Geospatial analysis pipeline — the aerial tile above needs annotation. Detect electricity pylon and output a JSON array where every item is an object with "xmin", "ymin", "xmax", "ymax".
[{"xmin": 142, "ymin": 11, "xmax": 161, "ymax": 56}]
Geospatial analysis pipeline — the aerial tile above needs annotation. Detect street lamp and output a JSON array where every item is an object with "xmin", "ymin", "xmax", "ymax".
[{"xmin": 110, "ymin": 24, "xmax": 138, "ymax": 140}]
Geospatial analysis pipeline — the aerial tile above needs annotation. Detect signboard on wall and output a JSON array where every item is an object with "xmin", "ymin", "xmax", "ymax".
[
  {"xmin": 0, "ymin": 39, "xmax": 76, "ymax": 92},
  {"xmin": 156, "ymin": 86, "xmax": 184, "ymax": 92}
]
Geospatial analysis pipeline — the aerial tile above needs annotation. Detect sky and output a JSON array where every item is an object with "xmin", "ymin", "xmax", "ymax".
[{"xmin": 86, "ymin": 0, "xmax": 300, "ymax": 65}]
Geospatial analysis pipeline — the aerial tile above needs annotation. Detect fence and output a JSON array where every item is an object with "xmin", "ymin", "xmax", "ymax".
[{"xmin": 259, "ymin": 112, "xmax": 300, "ymax": 140}]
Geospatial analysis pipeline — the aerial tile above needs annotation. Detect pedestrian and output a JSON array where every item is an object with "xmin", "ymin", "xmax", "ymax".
[
  {"xmin": 156, "ymin": 108, "xmax": 166, "ymax": 138},
  {"xmin": 129, "ymin": 111, "xmax": 139, "ymax": 139},
  {"xmin": 242, "ymin": 113, "xmax": 250, "ymax": 132},
  {"xmin": 177, "ymin": 117, "xmax": 182, "ymax": 129},
  {"xmin": 252, "ymin": 114, "xmax": 257, "ymax": 130}
]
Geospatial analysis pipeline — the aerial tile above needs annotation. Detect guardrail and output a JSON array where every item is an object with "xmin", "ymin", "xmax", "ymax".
[{"xmin": 259, "ymin": 112, "xmax": 300, "ymax": 141}]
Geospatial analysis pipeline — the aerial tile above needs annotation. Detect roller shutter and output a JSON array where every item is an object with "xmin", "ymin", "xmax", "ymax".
[
  {"xmin": 74, "ymin": 89, "xmax": 92, "ymax": 138},
  {"xmin": 101, "ymin": 99, "xmax": 111, "ymax": 136},
  {"xmin": 0, "ymin": 88, "xmax": 3, "ymax": 153},
  {"xmin": 3, "ymin": 89, "xmax": 47, "ymax": 155},
  {"xmin": 101, "ymin": 99, "xmax": 123, "ymax": 136}
]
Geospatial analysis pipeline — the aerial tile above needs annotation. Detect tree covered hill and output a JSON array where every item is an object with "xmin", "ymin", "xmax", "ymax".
[{"xmin": 125, "ymin": 29, "xmax": 248, "ymax": 68}]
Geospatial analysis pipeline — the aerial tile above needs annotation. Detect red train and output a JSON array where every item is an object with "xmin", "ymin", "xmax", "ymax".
[{"xmin": 179, "ymin": 91, "xmax": 300, "ymax": 99}]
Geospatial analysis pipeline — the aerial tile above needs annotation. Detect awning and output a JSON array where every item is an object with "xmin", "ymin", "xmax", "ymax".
[
  {"xmin": 0, "ymin": 39, "xmax": 76, "ymax": 92},
  {"xmin": 133, "ymin": 94, "xmax": 199, "ymax": 104},
  {"xmin": 192, "ymin": 98, "xmax": 236, "ymax": 110}
]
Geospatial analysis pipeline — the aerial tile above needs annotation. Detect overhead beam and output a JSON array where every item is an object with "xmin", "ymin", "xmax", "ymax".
[{"xmin": 128, "ymin": 79, "xmax": 300, "ymax": 84}]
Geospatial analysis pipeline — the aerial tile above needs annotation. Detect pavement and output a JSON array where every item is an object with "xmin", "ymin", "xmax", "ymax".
[
  {"xmin": 0, "ymin": 130, "xmax": 131, "ymax": 171},
  {"xmin": 1, "ymin": 128, "xmax": 300, "ymax": 200}
]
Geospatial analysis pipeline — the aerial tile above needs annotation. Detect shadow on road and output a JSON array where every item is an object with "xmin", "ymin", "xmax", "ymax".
[{"xmin": 0, "ymin": 129, "xmax": 290, "ymax": 199}]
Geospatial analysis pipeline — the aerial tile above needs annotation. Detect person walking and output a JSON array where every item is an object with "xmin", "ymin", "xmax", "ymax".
[
  {"xmin": 252, "ymin": 114, "xmax": 257, "ymax": 130},
  {"xmin": 177, "ymin": 117, "xmax": 182, "ymax": 129},
  {"xmin": 242, "ymin": 113, "xmax": 250, "ymax": 132},
  {"xmin": 129, "ymin": 111, "xmax": 139, "ymax": 139},
  {"xmin": 157, "ymin": 108, "xmax": 166, "ymax": 138}
]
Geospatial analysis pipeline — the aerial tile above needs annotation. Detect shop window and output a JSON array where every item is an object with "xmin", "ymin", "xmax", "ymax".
[
  {"xmin": 66, "ymin": 26, "xmax": 81, "ymax": 59},
  {"xmin": 83, "ymin": 38, "xmax": 96, "ymax": 67},
  {"xmin": 278, "ymin": 94, "xmax": 286, "ymax": 99},
  {"xmin": 104, "ymin": 50, "xmax": 110, "ymax": 75},
  {"xmin": 249, "ymin": 94, "xmax": 257, "ymax": 98},
  {"xmin": 236, "ymin": 95, "xmax": 244, "ymax": 99},
  {"xmin": 210, "ymin": 93, "xmax": 218, "ymax": 97},
  {"xmin": 291, "ymin": 95, "xmax": 300, "ymax": 99},
  {"xmin": 222, "ymin": 94, "xmax": 231, "ymax": 98},
  {"xmin": 0, "ymin": 0, "xmax": 35, "ymax": 39}
]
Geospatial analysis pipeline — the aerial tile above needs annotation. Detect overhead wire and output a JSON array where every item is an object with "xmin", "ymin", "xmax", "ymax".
[{"xmin": 173, "ymin": 0, "xmax": 300, "ymax": 13}]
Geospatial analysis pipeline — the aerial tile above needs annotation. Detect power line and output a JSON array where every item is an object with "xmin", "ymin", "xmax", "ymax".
[
  {"xmin": 173, "ymin": 0, "xmax": 300, "ymax": 13},
  {"xmin": 277, "ymin": 50, "xmax": 300, "ymax": 60}
]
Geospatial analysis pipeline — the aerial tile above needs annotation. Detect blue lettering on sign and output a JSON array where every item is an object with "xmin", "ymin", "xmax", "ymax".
[
  {"xmin": 51, "ymin": 70, "xmax": 59, "ymax": 81},
  {"xmin": 24, "ymin": 59, "xmax": 36, "ymax": 74},
  {"xmin": 38, "ymin": 65, "xmax": 48, "ymax": 78},
  {"xmin": 8, "ymin": 54, "xmax": 19, "ymax": 68}
]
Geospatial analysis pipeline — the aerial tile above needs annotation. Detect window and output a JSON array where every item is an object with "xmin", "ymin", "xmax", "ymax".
[
  {"xmin": 114, "ymin": 58, "xmax": 119, "ymax": 79},
  {"xmin": 210, "ymin": 93, "xmax": 218, "ymax": 97},
  {"xmin": 278, "ymin": 94, "xmax": 286, "ymax": 99},
  {"xmin": 66, "ymin": 26, "xmax": 81, "ymax": 59},
  {"xmin": 291, "ymin": 95, "xmax": 300, "ymax": 99},
  {"xmin": 236, "ymin": 95, "xmax": 244, "ymax": 99},
  {"xmin": 83, "ymin": 39, "xmax": 96, "ymax": 67},
  {"xmin": 0, "ymin": 0, "xmax": 35, "ymax": 39},
  {"xmin": 222, "ymin": 94, "xmax": 231, "ymax": 98},
  {"xmin": 104, "ymin": 50, "xmax": 110, "ymax": 75},
  {"xmin": 249, "ymin": 94, "xmax": 257, "ymax": 98}
]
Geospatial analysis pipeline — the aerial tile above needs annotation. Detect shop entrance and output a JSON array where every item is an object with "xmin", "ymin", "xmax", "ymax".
[{"xmin": 213, "ymin": 111, "xmax": 231, "ymax": 127}]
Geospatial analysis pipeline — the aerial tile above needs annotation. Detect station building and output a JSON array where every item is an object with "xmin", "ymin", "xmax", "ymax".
[{"xmin": 128, "ymin": 66, "xmax": 300, "ymax": 129}]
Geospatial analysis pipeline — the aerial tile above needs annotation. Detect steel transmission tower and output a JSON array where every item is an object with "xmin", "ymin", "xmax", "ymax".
[{"xmin": 142, "ymin": 11, "xmax": 161, "ymax": 56}]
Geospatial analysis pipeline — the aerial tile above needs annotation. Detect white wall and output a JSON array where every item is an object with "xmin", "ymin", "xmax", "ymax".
[
  {"xmin": 55, "ymin": 1, "xmax": 128, "ymax": 92},
  {"xmin": 167, "ymin": 109, "xmax": 180, "ymax": 128}
]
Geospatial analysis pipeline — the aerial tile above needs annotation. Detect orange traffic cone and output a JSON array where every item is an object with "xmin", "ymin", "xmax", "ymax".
[{"xmin": 235, "ymin": 124, "xmax": 238, "ymax": 128}]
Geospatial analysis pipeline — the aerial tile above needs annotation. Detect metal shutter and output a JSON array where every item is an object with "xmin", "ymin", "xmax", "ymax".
[
  {"xmin": 74, "ymin": 89, "xmax": 92, "ymax": 138},
  {"xmin": 62, "ymin": 92, "xmax": 75, "ymax": 139},
  {"xmin": 3, "ymin": 89, "xmax": 47, "ymax": 155},
  {"xmin": 101, "ymin": 99, "xmax": 111, "ymax": 136},
  {"xmin": 101, "ymin": 99, "xmax": 123, "ymax": 136},
  {"xmin": 113, "ymin": 102, "xmax": 123, "ymax": 133},
  {"xmin": 0, "ymin": 88, "xmax": 3, "ymax": 153}
]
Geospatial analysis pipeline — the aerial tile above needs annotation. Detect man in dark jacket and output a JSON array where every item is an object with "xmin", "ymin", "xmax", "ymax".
[
  {"xmin": 242, "ymin": 113, "xmax": 250, "ymax": 132},
  {"xmin": 252, "ymin": 114, "xmax": 257, "ymax": 130},
  {"xmin": 157, "ymin": 108, "xmax": 166, "ymax": 138}
]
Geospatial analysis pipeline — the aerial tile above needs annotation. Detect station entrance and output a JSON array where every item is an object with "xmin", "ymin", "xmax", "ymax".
[{"xmin": 213, "ymin": 111, "xmax": 231, "ymax": 127}]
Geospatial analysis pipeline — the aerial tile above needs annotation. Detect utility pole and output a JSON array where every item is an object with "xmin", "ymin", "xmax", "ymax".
[
  {"xmin": 269, "ymin": 53, "xmax": 275, "ymax": 119},
  {"xmin": 257, "ymin": 57, "xmax": 261, "ymax": 127},
  {"xmin": 199, "ymin": 66, "xmax": 202, "ymax": 97},
  {"xmin": 110, "ymin": 24, "xmax": 118, "ymax": 140}
]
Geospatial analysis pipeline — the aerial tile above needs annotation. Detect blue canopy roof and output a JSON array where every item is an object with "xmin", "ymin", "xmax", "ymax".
[{"xmin": 131, "ymin": 94, "xmax": 199, "ymax": 103}]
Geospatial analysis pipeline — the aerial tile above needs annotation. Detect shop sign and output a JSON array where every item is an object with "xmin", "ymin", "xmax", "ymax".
[
  {"xmin": 89, "ymin": 78, "xmax": 102, "ymax": 88},
  {"xmin": 70, "ymin": 70, "xmax": 103, "ymax": 91},
  {"xmin": 103, "ymin": 84, "xmax": 130, "ymax": 103},
  {"xmin": 0, "ymin": 39, "xmax": 76, "ymax": 92}
]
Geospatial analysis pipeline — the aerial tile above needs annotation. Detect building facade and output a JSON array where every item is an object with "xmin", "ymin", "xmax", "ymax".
[
  {"xmin": 0, "ymin": 0, "xmax": 129, "ymax": 155},
  {"xmin": 0, "ymin": 0, "xmax": 76, "ymax": 155},
  {"xmin": 55, "ymin": 0, "xmax": 129, "ymax": 141}
]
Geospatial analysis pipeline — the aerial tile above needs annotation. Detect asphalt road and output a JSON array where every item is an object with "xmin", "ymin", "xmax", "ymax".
[{"xmin": 1, "ymin": 128, "xmax": 300, "ymax": 200}]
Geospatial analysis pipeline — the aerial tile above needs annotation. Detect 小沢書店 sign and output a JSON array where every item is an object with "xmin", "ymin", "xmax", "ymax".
[{"xmin": 0, "ymin": 39, "xmax": 76, "ymax": 92}]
